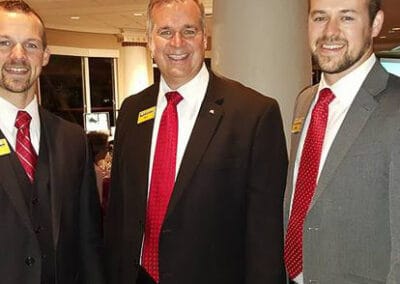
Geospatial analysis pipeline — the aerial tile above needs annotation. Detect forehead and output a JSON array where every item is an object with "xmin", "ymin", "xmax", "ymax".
[
  {"xmin": 309, "ymin": 0, "xmax": 369, "ymax": 13},
  {"xmin": 0, "ymin": 9, "xmax": 43, "ymax": 40},
  {"xmin": 151, "ymin": 1, "xmax": 202, "ymax": 27}
]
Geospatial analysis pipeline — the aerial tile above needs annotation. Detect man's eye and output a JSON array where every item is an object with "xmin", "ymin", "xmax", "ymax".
[
  {"xmin": 182, "ymin": 28, "xmax": 197, "ymax": 38},
  {"xmin": 342, "ymin": 16, "xmax": 354, "ymax": 22},
  {"xmin": 25, "ymin": 42, "xmax": 39, "ymax": 49},
  {"xmin": 158, "ymin": 29, "xmax": 173, "ymax": 38},
  {"xmin": 0, "ymin": 40, "xmax": 11, "ymax": 47},
  {"xmin": 313, "ymin": 16, "xmax": 327, "ymax": 22}
]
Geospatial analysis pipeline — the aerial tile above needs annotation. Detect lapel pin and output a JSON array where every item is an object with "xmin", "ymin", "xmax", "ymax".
[
  {"xmin": 209, "ymin": 109, "xmax": 215, "ymax": 114},
  {"xmin": 0, "ymin": 138, "xmax": 11, "ymax": 156},
  {"xmin": 137, "ymin": 106, "xmax": 156, "ymax": 124}
]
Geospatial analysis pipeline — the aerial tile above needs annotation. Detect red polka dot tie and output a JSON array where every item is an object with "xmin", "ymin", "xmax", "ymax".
[
  {"xmin": 142, "ymin": 91, "xmax": 183, "ymax": 283},
  {"xmin": 284, "ymin": 88, "xmax": 335, "ymax": 279},
  {"xmin": 15, "ymin": 110, "xmax": 37, "ymax": 183}
]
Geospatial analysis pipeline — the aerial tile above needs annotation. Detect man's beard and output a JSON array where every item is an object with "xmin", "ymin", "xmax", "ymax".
[{"xmin": 312, "ymin": 35, "xmax": 372, "ymax": 74}]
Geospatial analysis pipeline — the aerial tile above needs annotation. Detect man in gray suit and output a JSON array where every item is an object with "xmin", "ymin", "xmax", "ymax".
[{"xmin": 284, "ymin": 0, "xmax": 400, "ymax": 283}]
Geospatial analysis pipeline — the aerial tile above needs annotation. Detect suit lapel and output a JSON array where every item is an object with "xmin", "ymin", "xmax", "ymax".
[
  {"xmin": 166, "ymin": 73, "xmax": 224, "ymax": 218},
  {"xmin": 39, "ymin": 109, "xmax": 63, "ymax": 248},
  {"xmin": 284, "ymin": 85, "xmax": 318, "ymax": 227},
  {"xmin": 132, "ymin": 87, "xmax": 159, "ymax": 210},
  {"xmin": 0, "ymin": 130, "xmax": 33, "ymax": 232},
  {"xmin": 310, "ymin": 62, "xmax": 389, "ymax": 209}
]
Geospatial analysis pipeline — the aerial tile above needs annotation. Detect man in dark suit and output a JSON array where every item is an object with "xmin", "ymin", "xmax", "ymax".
[
  {"xmin": 0, "ymin": 1, "xmax": 105, "ymax": 283},
  {"xmin": 105, "ymin": 0, "xmax": 288, "ymax": 283},
  {"xmin": 284, "ymin": 0, "xmax": 400, "ymax": 283}
]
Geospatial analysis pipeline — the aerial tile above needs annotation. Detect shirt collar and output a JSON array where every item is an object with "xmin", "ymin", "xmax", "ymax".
[
  {"xmin": 0, "ymin": 95, "xmax": 40, "ymax": 136},
  {"xmin": 319, "ymin": 54, "xmax": 376, "ymax": 108},
  {"xmin": 159, "ymin": 63, "xmax": 209, "ymax": 105}
]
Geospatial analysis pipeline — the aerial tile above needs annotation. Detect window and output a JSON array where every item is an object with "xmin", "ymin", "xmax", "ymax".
[{"xmin": 39, "ymin": 47, "xmax": 119, "ymax": 130}]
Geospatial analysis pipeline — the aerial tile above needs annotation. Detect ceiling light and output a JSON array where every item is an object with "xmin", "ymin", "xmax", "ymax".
[
  {"xmin": 70, "ymin": 16, "xmax": 80, "ymax": 20},
  {"xmin": 388, "ymin": 30, "xmax": 396, "ymax": 34},
  {"xmin": 379, "ymin": 36, "xmax": 387, "ymax": 39},
  {"xmin": 133, "ymin": 13, "xmax": 143, "ymax": 17},
  {"xmin": 392, "ymin": 27, "xmax": 400, "ymax": 31}
]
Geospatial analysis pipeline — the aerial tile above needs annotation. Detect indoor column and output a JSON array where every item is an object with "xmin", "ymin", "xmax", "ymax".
[{"xmin": 211, "ymin": 0, "xmax": 311, "ymax": 140}]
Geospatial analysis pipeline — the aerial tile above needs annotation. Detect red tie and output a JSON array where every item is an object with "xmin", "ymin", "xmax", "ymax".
[
  {"xmin": 142, "ymin": 91, "xmax": 183, "ymax": 282},
  {"xmin": 284, "ymin": 88, "xmax": 335, "ymax": 279},
  {"xmin": 15, "ymin": 110, "xmax": 37, "ymax": 183}
]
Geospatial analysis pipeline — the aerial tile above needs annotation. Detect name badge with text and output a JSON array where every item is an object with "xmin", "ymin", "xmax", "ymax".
[
  {"xmin": 291, "ymin": 117, "xmax": 304, "ymax": 134},
  {"xmin": 137, "ymin": 107, "xmax": 156, "ymax": 124},
  {"xmin": 0, "ymin": 138, "xmax": 11, "ymax": 156}
]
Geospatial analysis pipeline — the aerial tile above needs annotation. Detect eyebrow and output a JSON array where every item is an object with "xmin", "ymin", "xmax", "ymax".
[{"xmin": 310, "ymin": 8, "xmax": 358, "ymax": 15}]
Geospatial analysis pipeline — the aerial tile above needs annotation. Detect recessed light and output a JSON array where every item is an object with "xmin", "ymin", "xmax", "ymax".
[
  {"xmin": 388, "ymin": 30, "xmax": 396, "ymax": 34},
  {"xmin": 133, "ymin": 13, "xmax": 143, "ymax": 17},
  {"xmin": 70, "ymin": 16, "xmax": 80, "ymax": 20},
  {"xmin": 392, "ymin": 27, "xmax": 400, "ymax": 31},
  {"xmin": 379, "ymin": 36, "xmax": 387, "ymax": 39}
]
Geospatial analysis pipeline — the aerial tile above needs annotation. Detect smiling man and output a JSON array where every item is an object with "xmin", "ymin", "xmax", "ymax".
[
  {"xmin": 105, "ymin": 0, "xmax": 288, "ymax": 283},
  {"xmin": 284, "ymin": 0, "xmax": 400, "ymax": 283},
  {"xmin": 0, "ymin": 1, "xmax": 105, "ymax": 284}
]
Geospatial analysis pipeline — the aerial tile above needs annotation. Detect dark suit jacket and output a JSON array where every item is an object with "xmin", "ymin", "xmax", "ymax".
[
  {"xmin": 105, "ymin": 71, "xmax": 288, "ymax": 284},
  {"xmin": 0, "ymin": 107, "xmax": 105, "ymax": 284},
  {"xmin": 284, "ymin": 62, "xmax": 400, "ymax": 283}
]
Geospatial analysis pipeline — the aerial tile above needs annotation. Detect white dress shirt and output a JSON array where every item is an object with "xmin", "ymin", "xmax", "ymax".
[
  {"xmin": 291, "ymin": 54, "xmax": 377, "ymax": 284},
  {"xmin": 140, "ymin": 64, "xmax": 209, "ymax": 261},
  {"xmin": 148, "ymin": 63, "xmax": 209, "ymax": 185},
  {"xmin": 0, "ymin": 96, "xmax": 41, "ymax": 154}
]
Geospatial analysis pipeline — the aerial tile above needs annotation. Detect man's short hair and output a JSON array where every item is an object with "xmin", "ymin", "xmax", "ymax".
[
  {"xmin": 0, "ymin": 0, "xmax": 47, "ymax": 48},
  {"xmin": 146, "ymin": 0, "xmax": 206, "ymax": 37},
  {"xmin": 368, "ymin": 0, "xmax": 381, "ymax": 25}
]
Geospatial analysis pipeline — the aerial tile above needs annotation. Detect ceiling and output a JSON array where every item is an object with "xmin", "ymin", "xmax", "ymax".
[
  {"xmin": 25, "ymin": 0, "xmax": 399, "ymax": 50},
  {"xmin": 25, "ymin": 0, "xmax": 213, "ymax": 35}
]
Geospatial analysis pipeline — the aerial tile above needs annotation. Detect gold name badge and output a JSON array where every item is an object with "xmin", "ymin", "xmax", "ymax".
[
  {"xmin": 137, "ymin": 106, "xmax": 156, "ymax": 124},
  {"xmin": 0, "ymin": 138, "xmax": 11, "ymax": 156},
  {"xmin": 291, "ymin": 117, "xmax": 304, "ymax": 134}
]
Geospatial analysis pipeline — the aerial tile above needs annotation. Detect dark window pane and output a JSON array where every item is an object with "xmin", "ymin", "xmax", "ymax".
[
  {"xmin": 40, "ymin": 55, "xmax": 84, "ymax": 126},
  {"xmin": 89, "ymin": 57, "xmax": 115, "ymax": 126}
]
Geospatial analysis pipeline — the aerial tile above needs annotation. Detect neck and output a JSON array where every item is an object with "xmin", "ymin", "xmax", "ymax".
[{"xmin": 0, "ymin": 89, "xmax": 35, "ymax": 109}]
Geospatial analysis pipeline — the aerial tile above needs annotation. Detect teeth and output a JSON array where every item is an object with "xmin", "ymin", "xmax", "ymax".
[
  {"xmin": 322, "ymin": 44, "xmax": 343, "ymax": 49},
  {"xmin": 168, "ymin": 54, "xmax": 188, "ymax": 60},
  {"xmin": 6, "ymin": 67, "xmax": 28, "ymax": 73}
]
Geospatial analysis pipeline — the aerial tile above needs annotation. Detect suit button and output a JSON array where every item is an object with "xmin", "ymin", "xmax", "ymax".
[
  {"xmin": 34, "ymin": 226, "xmax": 42, "ymax": 234},
  {"xmin": 25, "ymin": 257, "xmax": 35, "ymax": 266},
  {"xmin": 32, "ymin": 198, "xmax": 39, "ymax": 205},
  {"xmin": 307, "ymin": 227, "xmax": 319, "ymax": 231}
]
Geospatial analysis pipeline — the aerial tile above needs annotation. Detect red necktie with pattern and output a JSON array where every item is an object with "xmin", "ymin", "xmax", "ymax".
[
  {"xmin": 15, "ymin": 110, "xmax": 38, "ymax": 183},
  {"xmin": 284, "ymin": 88, "xmax": 335, "ymax": 279},
  {"xmin": 142, "ymin": 91, "xmax": 183, "ymax": 283}
]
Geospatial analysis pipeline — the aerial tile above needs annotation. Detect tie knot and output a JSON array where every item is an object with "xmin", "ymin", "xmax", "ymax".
[
  {"xmin": 318, "ymin": 88, "xmax": 335, "ymax": 105},
  {"xmin": 165, "ymin": 91, "xmax": 183, "ymax": 106},
  {"xmin": 15, "ymin": 111, "xmax": 32, "ymax": 129}
]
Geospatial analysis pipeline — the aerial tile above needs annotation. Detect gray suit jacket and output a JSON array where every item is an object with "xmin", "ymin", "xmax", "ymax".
[{"xmin": 284, "ymin": 62, "xmax": 400, "ymax": 284}]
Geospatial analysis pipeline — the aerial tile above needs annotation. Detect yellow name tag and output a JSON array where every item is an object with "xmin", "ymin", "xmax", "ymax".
[
  {"xmin": 137, "ymin": 106, "xmax": 156, "ymax": 124},
  {"xmin": 0, "ymin": 138, "xmax": 11, "ymax": 156},
  {"xmin": 291, "ymin": 117, "xmax": 304, "ymax": 134}
]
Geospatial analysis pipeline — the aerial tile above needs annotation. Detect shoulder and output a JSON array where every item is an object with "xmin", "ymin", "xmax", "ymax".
[
  {"xmin": 209, "ymin": 71, "xmax": 280, "ymax": 112},
  {"xmin": 120, "ymin": 84, "xmax": 158, "ymax": 110},
  {"xmin": 40, "ymin": 108, "xmax": 86, "ymax": 143}
]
